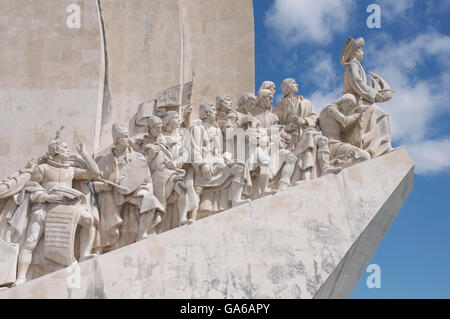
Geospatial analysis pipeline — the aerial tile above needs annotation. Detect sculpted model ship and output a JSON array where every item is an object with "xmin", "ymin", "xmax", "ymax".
[{"xmin": 0, "ymin": 37, "xmax": 395, "ymax": 288}]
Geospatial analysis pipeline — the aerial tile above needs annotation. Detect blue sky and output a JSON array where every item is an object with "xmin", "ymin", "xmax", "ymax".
[{"xmin": 253, "ymin": 0, "xmax": 450, "ymax": 298}]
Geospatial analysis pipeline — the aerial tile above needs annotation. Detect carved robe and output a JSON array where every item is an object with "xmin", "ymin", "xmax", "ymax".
[
  {"xmin": 342, "ymin": 60, "xmax": 392, "ymax": 158},
  {"xmin": 96, "ymin": 148, "xmax": 164, "ymax": 249},
  {"xmin": 189, "ymin": 122, "xmax": 251, "ymax": 214},
  {"xmin": 273, "ymin": 96, "xmax": 326, "ymax": 179}
]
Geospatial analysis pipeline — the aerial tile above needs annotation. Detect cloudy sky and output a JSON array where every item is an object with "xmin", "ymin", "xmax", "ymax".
[{"xmin": 254, "ymin": 0, "xmax": 450, "ymax": 298}]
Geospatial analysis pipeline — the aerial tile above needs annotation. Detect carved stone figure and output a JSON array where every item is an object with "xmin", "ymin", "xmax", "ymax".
[
  {"xmin": 234, "ymin": 92, "xmax": 273, "ymax": 197},
  {"xmin": 161, "ymin": 111, "xmax": 199, "ymax": 222},
  {"xmin": 216, "ymin": 94, "xmax": 234, "ymax": 131},
  {"xmin": 273, "ymin": 78, "xmax": 341, "ymax": 182},
  {"xmin": 137, "ymin": 115, "xmax": 196, "ymax": 229},
  {"xmin": 95, "ymin": 123, "xmax": 165, "ymax": 251},
  {"xmin": 0, "ymin": 159, "xmax": 42, "ymax": 286},
  {"xmin": 13, "ymin": 130, "xmax": 100, "ymax": 286},
  {"xmin": 340, "ymin": 37, "xmax": 393, "ymax": 158},
  {"xmin": 319, "ymin": 94, "xmax": 371, "ymax": 168},
  {"xmin": 251, "ymin": 89, "xmax": 296, "ymax": 190},
  {"xmin": 258, "ymin": 81, "xmax": 276, "ymax": 96},
  {"xmin": 189, "ymin": 102, "xmax": 251, "ymax": 216}
]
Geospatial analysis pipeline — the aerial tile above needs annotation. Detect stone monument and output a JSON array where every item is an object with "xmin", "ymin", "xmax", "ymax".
[{"xmin": 0, "ymin": 1, "xmax": 413, "ymax": 299}]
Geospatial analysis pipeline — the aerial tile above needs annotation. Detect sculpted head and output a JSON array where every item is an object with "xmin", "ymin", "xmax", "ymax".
[
  {"xmin": 147, "ymin": 115, "xmax": 163, "ymax": 138},
  {"xmin": 162, "ymin": 111, "xmax": 180, "ymax": 132},
  {"xmin": 216, "ymin": 94, "xmax": 233, "ymax": 113},
  {"xmin": 337, "ymin": 94, "xmax": 357, "ymax": 113},
  {"xmin": 281, "ymin": 78, "xmax": 299, "ymax": 97},
  {"xmin": 47, "ymin": 126, "xmax": 70, "ymax": 160},
  {"xmin": 112, "ymin": 123, "xmax": 129, "ymax": 148},
  {"xmin": 199, "ymin": 102, "xmax": 217, "ymax": 122},
  {"xmin": 258, "ymin": 81, "xmax": 276, "ymax": 96},
  {"xmin": 237, "ymin": 92, "xmax": 256, "ymax": 113},
  {"xmin": 341, "ymin": 37, "xmax": 365, "ymax": 65},
  {"xmin": 256, "ymin": 89, "xmax": 274, "ymax": 110},
  {"xmin": 47, "ymin": 140, "xmax": 70, "ymax": 160}
]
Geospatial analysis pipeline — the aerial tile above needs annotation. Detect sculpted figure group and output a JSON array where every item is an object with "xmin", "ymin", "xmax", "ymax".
[{"xmin": 0, "ymin": 37, "xmax": 394, "ymax": 287}]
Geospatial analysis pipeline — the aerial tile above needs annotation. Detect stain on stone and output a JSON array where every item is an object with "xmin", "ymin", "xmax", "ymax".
[
  {"xmin": 84, "ymin": 259, "xmax": 107, "ymax": 299},
  {"xmin": 136, "ymin": 259, "xmax": 157, "ymax": 281},
  {"xmin": 321, "ymin": 248, "xmax": 336, "ymax": 274},
  {"xmin": 267, "ymin": 264, "xmax": 295, "ymax": 285},
  {"xmin": 122, "ymin": 255, "xmax": 135, "ymax": 267}
]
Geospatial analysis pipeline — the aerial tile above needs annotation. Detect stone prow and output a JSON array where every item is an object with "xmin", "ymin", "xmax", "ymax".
[{"xmin": 0, "ymin": 148, "xmax": 414, "ymax": 299}]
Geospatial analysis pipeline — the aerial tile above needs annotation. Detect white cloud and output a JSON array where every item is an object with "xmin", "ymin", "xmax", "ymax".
[
  {"xmin": 365, "ymin": 31, "xmax": 450, "ymax": 174},
  {"xmin": 375, "ymin": 0, "xmax": 416, "ymax": 23},
  {"xmin": 367, "ymin": 32, "xmax": 450, "ymax": 143},
  {"xmin": 264, "ymin": 0, "xmax": 355, "ymax": 46},
  {"xmin": 306, "ymin": 51, "xmax": 338, "ymax": 91},
  {"xmin": 407, "ymin": 138, "xmax": 450, "ymax": 175}
]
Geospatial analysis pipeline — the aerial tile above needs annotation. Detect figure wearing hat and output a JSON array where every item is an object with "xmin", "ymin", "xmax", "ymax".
[{"xmin": 340, "ymin": 37, "xmax": 394, "ymax": 158}]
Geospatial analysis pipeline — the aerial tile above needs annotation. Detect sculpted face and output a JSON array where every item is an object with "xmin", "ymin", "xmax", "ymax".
[
  {"xmin": 355, "ymin": 48, "xmax": 364, "ymax": 61},
  {"xmin": 168, "ymin": 114, "xmax": 180, "ymax": 130},
  {"xmin": 288, "ymin": 80, "xmax": 299, "ymax": 94},
  {"xmin": 261, "ymin": 94, "xmax": 273, "ymax": 110},
  {"xmin": 115, "ymin": 132, "xmax": 129, "ymax": 148},
  {"xmin": 339, "ymin": 99, "xmax": 356, "ymax": 114},
  {"xmin": 208, "ymin": 105, "xmax": 217, "ymax": 122},
  {"xmin": 150, "ymin": 122, "xmax": 163, "ymax": 137},
  {"xmin": 219, "ymin": 96, "xmax": 233, "ymax": 113},
  {"xmin": 56, "ymin": 142, "xmax": 71, "ymax": 160}
]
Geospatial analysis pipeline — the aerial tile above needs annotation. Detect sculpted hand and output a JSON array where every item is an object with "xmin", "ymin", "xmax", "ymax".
[
  {"xmin": 201, "ymin": 164, "xmax": 212, "ymax": 181},
  {"xmin": 26, "ymin": 158, "xmax": 38, "ymax": 169},
  {"xmin": 166, "ymin": 160, "xmax": 177, "ymax": 170},
  {"xmin": 184, "ymin": 105, "xmax": 193, "ymax": 115},
  {"xmin": 44, "ymin": 194, "xmax": 67, "ymax": 204},
  {"xmin": 77, "ymin": 139, "xmax": 88, "ymax": 157}
]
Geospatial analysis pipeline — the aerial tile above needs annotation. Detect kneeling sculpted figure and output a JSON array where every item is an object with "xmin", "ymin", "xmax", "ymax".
[{"xmin": 319, "ymin": 94, "xmax": 371, "ymax": 168}]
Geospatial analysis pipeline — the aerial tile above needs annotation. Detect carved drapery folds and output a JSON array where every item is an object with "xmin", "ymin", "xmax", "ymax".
[{"xmin": 0, "ymin": 37, "xmax": 395, "ymax": 288}]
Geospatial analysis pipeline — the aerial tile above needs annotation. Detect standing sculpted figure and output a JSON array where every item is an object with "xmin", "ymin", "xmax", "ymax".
[
  {"xmin": 14, "ymin": 130, "xmax": 100, "ymax": 286},
  {"xmin": 95, "ymin": 123, "xmax": 164, "ymax": 251},
  {"xmin": 251, "ymin": 89, "xmax": 296, "ymax": 190},
  {"xmin": 189, "ymin": 102, "xmax": 251, "ymax": 216},
  {"xmin": 161, "ymin": 111, "xmax": 199, "ymax": 220},
  {"xmin": 216, "ymin": 94, "xmax": 234, "ymax": 132},
  {"xmin": 234, "ymin": 92, "xmax": 274, "ymax": 197},
  {"xmin": 273, "ymin": 78, "xmax": 341, "ymax": 182},
  {"xmin": 340, "ymin": 37, "xmax": 393, "ymax": 158},
  {"xmin": 319, "ymin": 94, "xmax": 371, "ymax": 168},
  {"xmin": 137, "ymin": 115, "xmax": 197, "ymax": 229}
]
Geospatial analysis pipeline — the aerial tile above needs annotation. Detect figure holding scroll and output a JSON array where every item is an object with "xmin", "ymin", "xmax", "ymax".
[{"xmin": 13, "ymin": 129, "xmax": 100, "ymax": 286}]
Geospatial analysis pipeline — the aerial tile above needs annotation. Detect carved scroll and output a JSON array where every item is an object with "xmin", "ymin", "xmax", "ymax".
[{"xmin": 44, "ymin": 204, "xmax": 81, "ymax": 266}]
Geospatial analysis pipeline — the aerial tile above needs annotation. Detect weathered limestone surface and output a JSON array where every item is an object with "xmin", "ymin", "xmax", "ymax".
[
  {"xmin": 95, "ymin": 0, "xmax": 255, "ymax": 146},
  {"xmin": 0, "ymin": 0, "xmax": 255, "ymax": 176},
  {"xmin": 0, "ymin": 0, "xmax": 102, "ymax": 178},
  {"xmin": 0, "ymin": 148, "xmax": 414, "ymax": 299}
]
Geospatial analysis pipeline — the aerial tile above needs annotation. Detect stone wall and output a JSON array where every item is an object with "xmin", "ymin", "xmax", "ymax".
[{"xmin": 0, "ymin": 0, "xmax": 255, "ymax": 177}]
